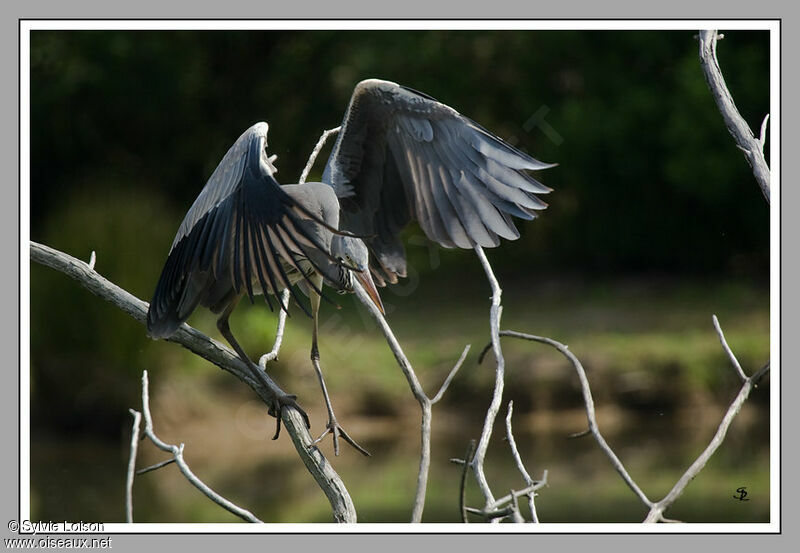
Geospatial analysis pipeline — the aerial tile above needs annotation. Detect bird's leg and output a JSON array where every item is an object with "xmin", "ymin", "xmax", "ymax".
[
  {"xmin": 216, "ymin": 300, "xmax": 310, "ymax": 439},
  {"xmin": 307, "ymin": 281, "xmax": 370, "ymax": 457}
]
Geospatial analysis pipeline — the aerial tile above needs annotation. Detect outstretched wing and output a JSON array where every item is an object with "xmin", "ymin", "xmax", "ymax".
[
  {"xmin": 322, "ymin": 79, "xmax": 556, "ymax": 286},
  {"xmin": 147, "ymin": 122, "xmax": 338, "ymax": 339}
]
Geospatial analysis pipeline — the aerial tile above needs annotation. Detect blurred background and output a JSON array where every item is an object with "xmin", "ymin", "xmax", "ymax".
[{"xmin": 29, "ymin": 29, "xmax": 770, "ymax": 523}]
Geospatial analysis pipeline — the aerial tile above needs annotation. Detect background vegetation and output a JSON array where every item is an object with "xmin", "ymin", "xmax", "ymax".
[{"xmin": 29, "ymin": 29, "xmax": 770, "ymax": 523}]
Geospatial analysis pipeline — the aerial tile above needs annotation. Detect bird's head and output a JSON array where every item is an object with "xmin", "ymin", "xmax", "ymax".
[{"xmin": 331, "ymin": 235, "xmax": 385, "ymax": 315}]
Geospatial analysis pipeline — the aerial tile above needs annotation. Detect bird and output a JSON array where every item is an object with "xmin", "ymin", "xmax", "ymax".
[{"xmin": 146, "ymin": 78, "xmax": 555, "ymax": 455}]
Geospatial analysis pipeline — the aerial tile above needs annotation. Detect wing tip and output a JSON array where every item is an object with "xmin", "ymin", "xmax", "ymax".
[
  {"xmin": 145, "ymin": 311, "xmax": 181, "ymax": 340},
  {"xmin": 525, "ymin": 160, "xmax": 559, "ymax": 172}
]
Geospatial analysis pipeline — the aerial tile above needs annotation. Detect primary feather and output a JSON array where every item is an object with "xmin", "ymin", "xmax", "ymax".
[{"xmin": 322, "ymin": 79, "xmax": 555, "ymax": 286}]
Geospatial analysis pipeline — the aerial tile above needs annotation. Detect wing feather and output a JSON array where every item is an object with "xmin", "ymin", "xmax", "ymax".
[
  {"xmin": 147, "ymin": 123, "xmax": 339, "ymax": 339},
  {"xmin": 323, "ymin": 79, "xmax": 555, "ymax": 283}
]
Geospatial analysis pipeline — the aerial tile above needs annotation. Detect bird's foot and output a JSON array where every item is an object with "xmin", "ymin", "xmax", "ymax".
[
  {"xmin": 311, "ymin": 417, "xmax": 371, "ymax": 457},
  {"xmin": 268, "ymin": 393, "xmax": 311, "ymax": 440}
]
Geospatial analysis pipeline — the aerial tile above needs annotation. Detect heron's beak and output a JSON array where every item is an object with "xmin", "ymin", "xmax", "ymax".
[{"xmin": 356, "ymin": 269, "xmax": 385, "ymax": 315}]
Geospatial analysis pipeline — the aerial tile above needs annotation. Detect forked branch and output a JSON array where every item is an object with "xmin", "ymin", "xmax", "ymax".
[
  {"xmin": 353, "ymin": 281, "xmax": 470, "ymax": 522},
  {"xmin": 127, "ymin": 371, "xmax": 262, "ymax": 523},
  {"xmin": 30, "ymin": 241, "xmax": 356, "ymax": 523},
  {"xmin": 480, "ymin": 320, "xmax": 769, "ymax": 523}
]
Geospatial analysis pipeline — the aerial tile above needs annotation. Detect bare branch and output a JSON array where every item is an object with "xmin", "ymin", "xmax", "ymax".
[
  {"xmin": 299, "ymin": 126, "xmax": 341, "ymax": 185},
  {"xmin": 134, "ymin": 371, "xmax": 262, "ymax": 522},
  {"xmin": 30, "ymin": 241, "xmax": 357, "ymax": 523},
  {"xmin": 509, "ymin": 492, "xmax": 525, "ymax": 523},
  {"xmin": 353, "ymin": 281, "xmax": 431, "ymax": 521},
  {"xmin": 492, "ymin": 324, "xmax": 768, "ymax": 524},
  {"xmin": 504, "ymin": 401, "xmax": 533, "ymax": 485},
  {"xmin": 460, "ymin": 440, "xmax": 477, "ymax": 523},
  {"xmin": 136, "ymin": 458, "xmax": 176, "ymax": 475},
  {"xmin": 698, "ymin": 30, "xmax": 770, "ymax": 203},
  {"xmin": 125, "ymin": 409, "xmax": 141, "ymax": 523},
  {"xmin": 712, "ymin": 314, "xmax": 747, "ymax": 382},
  {"xmin": 470, "ymin": 246, "xmax": 506, "ymax": 511},
  {"xmin": 505, "ymin": 401, "xmax": 542, "ymax": 522},
  {"xmin": 485, "ymin": 481, "xmax": 548, "ymax": 512},
  {"xmin": 644, "ymin": 361, "xmax": 770, "ymax": 522},
  {"xmin": 490, "ymin": 330, "xmax": 654, "ymax": 510},
  {"xmin": 432, "ymin": 345, "xmax": 471, "ymax": 404},
  {"xmin": 353, "ymin": 280, "xmax": 469, "ymax": 522},
  {"xmin": 465, "ymin": 479, "xmax": 548, "ymax": 522},
  {"xmin": 88, "ymin": 250, "xmax": 96, "ymax": 271},
  {"xmin": 758, "ymin": 113, "xmax": 770, "ymax": 149},
  {"xmin": 259, "ymin": 289, "xmax": 290, "ymax": 367},
  {"xmin": 465, "ymin": 506, "xmax": 515, "ymax": 520}
]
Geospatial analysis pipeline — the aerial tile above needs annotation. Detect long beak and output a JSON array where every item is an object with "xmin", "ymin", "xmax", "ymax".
[{"xmin": 355, "ymin": 269, "xmax": 385, "ymax": 315}]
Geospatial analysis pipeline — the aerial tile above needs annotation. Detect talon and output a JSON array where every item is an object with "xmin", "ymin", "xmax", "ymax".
[
  {"xmin": 272, "ymin": 415, "xmax": 282, "ymax": 440},
  {"xmin": 269, "ymin": 393, "xmax": 311, "ymax": 440}
]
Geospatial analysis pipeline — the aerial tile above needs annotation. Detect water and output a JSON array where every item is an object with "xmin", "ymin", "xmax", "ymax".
[{"xmin": 30, "ymin": 398, "xmax": 769, "ymax": 524}]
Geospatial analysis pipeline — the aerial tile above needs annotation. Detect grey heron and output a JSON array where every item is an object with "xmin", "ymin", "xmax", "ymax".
[{"xmin": 146, "ymin": 78, "xmax": 555, "ymax": 455}]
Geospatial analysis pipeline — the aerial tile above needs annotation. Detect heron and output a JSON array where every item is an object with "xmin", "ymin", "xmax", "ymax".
[{"xmin": 146, "ymin": 78, "xmax": 555, "ymax": 455}]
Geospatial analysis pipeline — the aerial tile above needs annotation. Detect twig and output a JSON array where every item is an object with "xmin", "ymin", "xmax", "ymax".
[
  {"xmin": 489, "ymin": 325, "xmax": 769, "ymax": 523},
  {"xmin": 299, "ymin": 126, "xmax": 341, "ymax": 185},
  {"xmin": 698, "ymin": 30, "xmax": 770, "ymax": 203},
  {"xmin": 125, "ymin": 409, "xmax": 141, "ymax": 523},
  {"xmin": 505, "ymin": 401, "xmax": 542, "ymax": 522},
  {"xmin": 353, "ymin": 280, "xmax": 468, "ymax": 522},
  {"xmin": 484, "ymin": 481, "xmax": 547, "ymax": 512},
  {"xmin": 645, "ymin": 360, "xmax": 770, "ymax": 522},
  {"xmin": 465, "ymin": 506, "xmax": 515, "ymax": 520},
  {"xmin": 135, "ymin": 370, "xmax": 263, "ymax": 523},
  {"xmin": 487, "ymin": 330, "xmax": 653, "ymax": 509},
  {"xmin": 758, "ymin": 113, "xmax": 770, "ymax": 149},
  {"xmin": 470, "ymin": 246, "xmax": 506, "ymax": 513},
  {"xmin": 712, "ymin": 314, "xmax": 747, "ymax": 382},
  {"xmin": 510, "ymin": 491, "xmax": 525, "ymax": 523},
  {"xmin": 504, "ymin": 402, "xmax": 533, "ymax": 485},
  {"xmin": 259, "ymin": 289, "xmax": 290, "ymax": 367},
  {"xmin": 30, "ymin": 241, "xmax": 357, "ymax": 523},
  {"xmin": 136, "ymin": 458, "xmax": 177, "ymax": 475},
  {"xmin": 432, "ymin": 345, "xmax": 470, "ymax": 404},
  {"xmin": 459, "ymin": 440, "xmax": 477, "ymax": 523}
]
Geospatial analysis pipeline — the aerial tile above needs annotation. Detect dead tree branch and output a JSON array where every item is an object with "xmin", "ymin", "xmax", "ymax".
[
  {"xmin": 712, "ymin": 314, "xmax": 748, "ymax": 383},
  {"xmin": 30, "ymin": 240, "xmax": 357, "ymax": 523},
  {"xmin": 481, "ymin": 330, "xmax": 652, "ymax": 509},
  {"xmin": 470, "ymin": 246, "xmax": 506, "ymax": 514},
  {"xmin": 299, "ymin": 127, "xmax": 341, "ymax": 185},
  {"xmin": 644, "ymin": 317, "xmax": 770, "ymax": 522},
  {"xmin": 481, "ymin": 321, "xmax": 769, "ymax": 523},
  {"xmin": 258, "ymin": 289, "xmax": 290, "ymax": 368},
  {"xmin": 125, "ymin": 409, "xmax": 141, "ymax": 523},
  {"xmin": 505, "ymin": 401, "xmax": 545, "ymax": 523},
  {"xmin": 353, "ymin": 281, "xmax": 469, "ymax": 522},
  {"xmin": 451, "ymin": 247, "xmax": 551, "ymax": 524},
  {"xmin": 698, "ymin": 30, "xmax": 770, "ymax": 203},
  {"xmin": 129, "ymin": 371, "xmax": 263, "ymax": 523}
]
